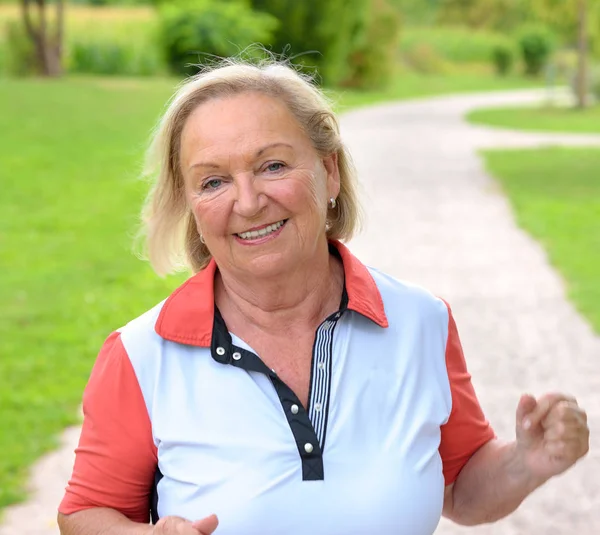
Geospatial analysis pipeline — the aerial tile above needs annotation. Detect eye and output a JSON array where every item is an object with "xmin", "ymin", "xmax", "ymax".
[
  {"xmin": 264, "ymin": 162, "xmax": 285, "ymax": 173},
  {"xmin": 202, "ymin": 178, "xmax": 223, "ymax": 190}
]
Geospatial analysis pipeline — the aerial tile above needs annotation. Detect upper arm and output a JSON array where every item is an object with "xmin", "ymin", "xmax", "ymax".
[
  {"xmin": 439, "ymin": 303, "xmax": 495, "ymax": 485},
  {"xmin": 58, "ymin": 332, "xmax": 157, "ymax": 523}
]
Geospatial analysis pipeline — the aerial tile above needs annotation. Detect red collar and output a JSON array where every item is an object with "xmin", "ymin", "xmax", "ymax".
[{"xmin": 155, "ymin": 241, "xmax": 388, "ymax": 346}]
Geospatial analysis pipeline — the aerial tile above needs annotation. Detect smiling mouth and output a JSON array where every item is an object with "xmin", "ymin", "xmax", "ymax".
[{"xmin": 236, "ymin": 219, "xmax": 287, "ymax": 240}]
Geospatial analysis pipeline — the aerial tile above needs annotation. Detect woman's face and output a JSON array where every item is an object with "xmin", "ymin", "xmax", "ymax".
[{"xmin": 179, "ymin": 92, "xmax": 340, "ymax": 279}]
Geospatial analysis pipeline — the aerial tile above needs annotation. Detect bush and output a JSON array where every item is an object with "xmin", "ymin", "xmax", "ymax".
[
  {"xmin": 159, "ymin": 0, "xmax": 278, "ymax": 76},
  {"xmin": 400, "ymin": 26, "xmax": 511, "ymax": 65},
  {"xmin": 343, "ymin": 0, "xmax": 401, "ymax": 89},
  {"xmin": 491, "ymin": 40, "xmax": 517, "ymax": 76},
  {"xmin": 3, "ymin": 19, "xmax": 37, "ymax": 76},
  {"xmin": 69, "ymin": 39, "xmax": 164, "ymax": 75},
  {"xmin": 249, "ymin": 0, "xmax": 371, "ymax": 87},
  {"xmin": 402, "ymin": 42, "xmax": 447, "ymax": 74},
  {"xmin": 517, "ymin": 24, "xmax": 556, "ymax": 77}
]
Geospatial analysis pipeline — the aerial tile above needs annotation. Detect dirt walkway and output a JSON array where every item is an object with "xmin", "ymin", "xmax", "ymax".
[{"xmin": 2, "ymin": 88, "xmax": 599, "ymax": 534}]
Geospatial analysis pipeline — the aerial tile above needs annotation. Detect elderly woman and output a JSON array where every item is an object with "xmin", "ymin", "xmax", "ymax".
[{"xmin": 58, "ymin": 61, "xmax": 589, "ymax": 535}]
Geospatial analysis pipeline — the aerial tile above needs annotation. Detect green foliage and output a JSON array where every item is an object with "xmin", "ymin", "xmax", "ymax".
[
  {"xmin": 437, "ymin": 0, "xmax": 530, "ymax": 31},
  {"xmin": 388, "ymin": 0, "xmax": 440, "ymax": 24},
  {"xmin": 491, "ymin": 39, "xmax": 517, "ymax": 75},
  {"xmin": 249, "ymin": 0, "xmax": 373, "ymax": 86},
  {"xmin": 342, "ymin": 0, "xmax": 402, "ymax": 89},
  {"xmin": 517, "ymin": 24, "xmax": 556, "ymax": 76},
  {"xmin": 402, "ymin": 42, "xmax": 447, "ymax": 74},
  {"xmin": 2, "ymin": 19, "xmax": 37, "ymax": 76},
  {"xmin": 69, "ymin": 39, "xmax": 164, "ymax": 75},
  {"xmin": 401, "ymin": 26, "xmax": 511, "ymax": 64},
  {"xmin": 482, "ymin": 147, "xmax": 600, "ymax": 333},
  {"xmin": 159, "ymin": 0, "xmax": 278, "ymax": 76}
]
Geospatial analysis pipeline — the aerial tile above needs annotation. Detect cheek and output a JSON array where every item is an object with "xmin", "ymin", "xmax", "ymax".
[
  {"xmin": 189, "ymin": 194, "xmax": 230, "ymax": 235},
  {"xmin": 274, "ymin": 171, "xmax": 325, "ymax": 213}
]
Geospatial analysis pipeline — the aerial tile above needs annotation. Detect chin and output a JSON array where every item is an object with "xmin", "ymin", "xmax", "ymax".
[{"xmin": 242, "ymin": 252, "xmax": 293, "ymax": 278}]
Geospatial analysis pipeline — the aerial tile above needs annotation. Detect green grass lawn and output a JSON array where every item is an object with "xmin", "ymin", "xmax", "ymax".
[
  {"xmin": 482, "ymin": 148, "xmax": 600, "ymax": 333},
  {"xmin": 0, "ymin": 70, "xmax": 538, "ymax": 513},
  {"xmin": 468, "ymin": 104, "xmax": 600, "ymax": 134}
]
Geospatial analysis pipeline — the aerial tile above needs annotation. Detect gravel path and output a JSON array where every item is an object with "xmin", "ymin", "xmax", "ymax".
[{"xmin": 2, "ymin": 88, "xmax": 599, "ymax": 535}]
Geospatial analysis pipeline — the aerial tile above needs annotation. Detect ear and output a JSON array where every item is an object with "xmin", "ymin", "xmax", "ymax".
[{"xmin": 322, "ymin": 152, "xmax": 341, "ymax": 199}]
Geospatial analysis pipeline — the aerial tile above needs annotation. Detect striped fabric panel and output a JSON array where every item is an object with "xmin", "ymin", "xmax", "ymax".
[{"xmin": 309, "ymin": 319, "xmax": 337, "ymax": 448}]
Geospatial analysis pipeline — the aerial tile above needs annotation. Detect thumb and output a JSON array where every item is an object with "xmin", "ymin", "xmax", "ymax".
[
  {"xmin": 516, "ymin": 393, "xmax": 537, "ymax": 434},
  {"xmin": 192, "ymin": 514, "xmax": 219, "ymax": 535}
]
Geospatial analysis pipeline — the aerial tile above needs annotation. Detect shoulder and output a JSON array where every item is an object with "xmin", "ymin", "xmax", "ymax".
[
  {"xmin": 367, "ymin": 266, "xmax": 449, "ymax": 325},
  {"xmin": 117, "ymin": 299, "xmax": 166, "ymax": 345}
]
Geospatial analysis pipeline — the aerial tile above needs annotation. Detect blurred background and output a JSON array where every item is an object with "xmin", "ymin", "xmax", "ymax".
[{"xmin": 1, "ymin": 0, "xmax": 599, "ymax": 527}]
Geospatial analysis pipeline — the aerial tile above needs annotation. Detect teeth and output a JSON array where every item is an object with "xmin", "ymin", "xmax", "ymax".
[{"xmin": 238, "ymin": 220, "xmax": 285, "ymax": 240}]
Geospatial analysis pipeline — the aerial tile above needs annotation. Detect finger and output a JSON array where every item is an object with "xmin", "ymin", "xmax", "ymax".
[
  {"xmin": 523, "ymin": 393, "xmax": 576, "ymax": 431},
  {"xmin": 542, "ymin": 401, "xmax": 586, "ymax": 428},
  {"xmin": 544, "ymin": 420, "xmax": 588, "ymax": 441},
  {"xmin": 516, "ymin": 393, "xmax": 538, "ymax": 428},
  {"xmin": 191, "ymin": 514, "xmax": 219, "ymax": 535},
  {"xmin": 544, "ymin": 436, "xmax": 588, "ymax": 459}
]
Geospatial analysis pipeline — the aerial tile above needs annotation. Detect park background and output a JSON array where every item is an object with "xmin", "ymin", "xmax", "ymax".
[{"xmin": 1, "ymin": 0, "xmax": 599, "ymax": 527}]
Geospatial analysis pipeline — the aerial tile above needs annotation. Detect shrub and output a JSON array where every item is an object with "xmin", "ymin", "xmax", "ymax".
[
  {"xmin": 491, "ymin": 40, "xmax": 517, "ymax": 76},
  {"xmin": 343, "ymin": 0, "xmax": 401, "ymax": 89},
  {"xmin": 402, "ymin": 42, "xmax": 447, "ymax": 74},
  {"xmin": 249, "ymin": 0, "xmax": 371, "ymax": 87},
  {"xmin": 159, "ymin": 0, "xmax": 278, "ymax": 76},
  {"xmin": 400, "ymin": 26, "xmax": 511, "ymax": 65},
  {"xmin": 3, "ymin": 19, "xmax": 37, "ymax": 76},
  {"xmin": 69, "ymin": 39, "xmax": 164, "ymax": 75},
  {"xmin": 517, "ymin": 24, "xmax": 556, "ymax": 77}
]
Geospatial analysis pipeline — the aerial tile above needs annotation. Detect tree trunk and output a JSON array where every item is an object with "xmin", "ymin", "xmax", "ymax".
[
  {"xmin": 576, "ymin": 0, "xmax": 588, "ymax": 109},
  {"xmin": 21, "ymin": 0, "xmax": 64, "ymax": 77}
]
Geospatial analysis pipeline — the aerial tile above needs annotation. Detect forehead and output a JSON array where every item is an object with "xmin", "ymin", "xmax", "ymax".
[{"xmin": 180, "ymin": 92, "xmax": 309, "ymax": 160}]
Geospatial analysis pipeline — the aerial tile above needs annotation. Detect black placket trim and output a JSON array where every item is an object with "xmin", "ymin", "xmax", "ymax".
[
  {"xmin": 149, "ymin": 465, "xmax": 164, "ymax": 524},
  {"xmin": 210, "ymin": 305, "xmax": 325, "ymax": 481}
]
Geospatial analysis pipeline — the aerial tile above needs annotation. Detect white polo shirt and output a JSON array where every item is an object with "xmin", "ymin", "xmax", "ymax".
[{"xmin": 60, "ymin": 242, "xmax": 494, "ymax": 534}]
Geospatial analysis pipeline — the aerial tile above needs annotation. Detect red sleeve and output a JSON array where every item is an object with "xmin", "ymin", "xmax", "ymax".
[
  {"xmin": 59, "ymin": 332, "xmax": 157, "ymax": 522},
  {"xmin": 439, "ymin": 304, "xmax": 495, "ymax": 485}
]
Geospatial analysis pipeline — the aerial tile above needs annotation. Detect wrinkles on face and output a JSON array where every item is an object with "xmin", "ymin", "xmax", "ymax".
[{"xmin": 178, "ymin": 92, "xmax": 338, "ymax": 278}]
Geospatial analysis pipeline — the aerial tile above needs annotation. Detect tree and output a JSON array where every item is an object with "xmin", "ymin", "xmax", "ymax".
[
  {"xmin": 21, "ymin": 0, "xmax": 65, "ymax": 77},
  {"xmin": 530, "ymin": 0, "xmax": 599, "ymax": 109}
]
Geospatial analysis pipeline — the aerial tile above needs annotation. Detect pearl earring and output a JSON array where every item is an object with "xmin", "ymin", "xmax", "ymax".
[{"xmin": 329, "ymin": 197, "xmax": 337, "ymax": 209}]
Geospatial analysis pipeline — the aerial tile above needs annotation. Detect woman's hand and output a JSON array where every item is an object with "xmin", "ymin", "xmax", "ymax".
[
  {"xmin": 154, "ymin": 515, "xmax": 219, "ymax": 535},
  {"xmin": 515, "ymin": 393, "xmax": 589, "ymax": 483}
]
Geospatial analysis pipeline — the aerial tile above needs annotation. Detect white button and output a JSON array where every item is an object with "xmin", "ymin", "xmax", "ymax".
[
  {"xmin": 317, "ymin": 361, "xmax": 325, "ymax": 370},
  {"xmin": 304, "ymin": 443, "xmax": 314, "ymax": 454},
  {"xmin": 291, "ymin": 404, "xmax": 299, "ymax": 415},
  {"xmin": 216, "ymin": 347, "xmax": 225, "ymax": 356},
  {"xmin": 232, "ymin": 352, "xmax": 242, "ymax": 361},
  {"xmin": 314, "ymin": 403, "xmax": 322, "ymax": 411}
]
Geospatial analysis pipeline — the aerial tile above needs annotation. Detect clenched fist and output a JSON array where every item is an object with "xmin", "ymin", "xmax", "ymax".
[{"xmin": 515, "ymin": 393, "xmax": 589, "ymax": 482}]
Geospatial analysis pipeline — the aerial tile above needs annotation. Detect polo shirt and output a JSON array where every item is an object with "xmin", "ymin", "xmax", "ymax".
[{"xmin": 59, "ymin": 241, "xmax": 494, "ymax": 534}]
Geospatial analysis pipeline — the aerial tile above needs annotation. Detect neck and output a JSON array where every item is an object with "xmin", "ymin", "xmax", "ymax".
[{"xmin": 215, "ymin": 241, "xmax": 343, "ymax": 332}]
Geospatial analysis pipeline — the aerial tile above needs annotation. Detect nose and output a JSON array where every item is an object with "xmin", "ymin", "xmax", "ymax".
[{"xmin": 233, "ymin": 174, "xmax": 267, "ymax": 218}]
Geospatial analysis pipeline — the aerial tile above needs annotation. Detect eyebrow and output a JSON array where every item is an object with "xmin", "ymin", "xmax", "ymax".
[{"xmin": 188, "ymin": 142, "xmax": 294, "ymax": 171}]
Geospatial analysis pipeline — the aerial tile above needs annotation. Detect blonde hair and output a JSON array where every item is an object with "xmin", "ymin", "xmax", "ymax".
[{"xmin": 141, "ymin": 58, "xmax": 362, "ymax": 275}]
